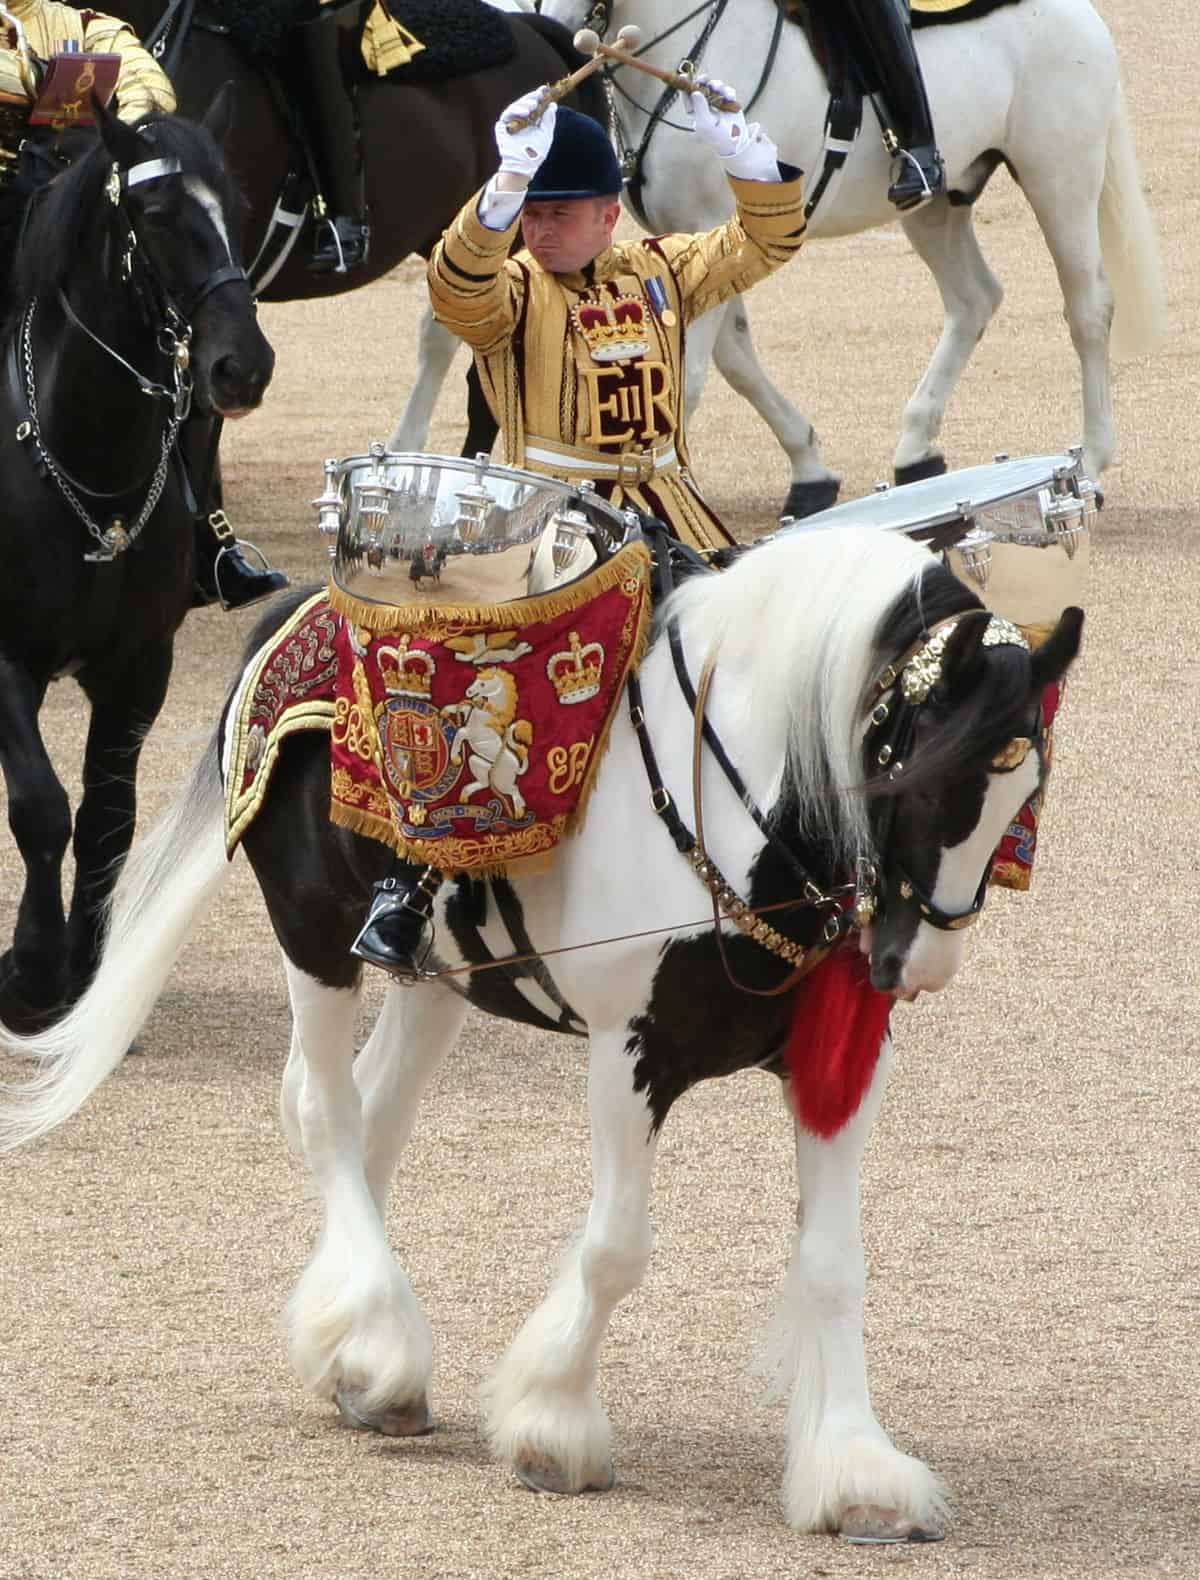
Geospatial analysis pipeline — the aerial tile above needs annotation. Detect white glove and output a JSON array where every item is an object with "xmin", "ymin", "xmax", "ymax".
[
  {"xmin": 494, "ymin": 89, "xmax": 557, "ymax": 182},
  {"xmin": 688, "ymin": 75, "xmax": 780, "ymax": 182}
]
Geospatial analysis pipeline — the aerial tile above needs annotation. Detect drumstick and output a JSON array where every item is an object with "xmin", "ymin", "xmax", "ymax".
[
  {"xmin": 573, "ymin": 27, "xmax": 741, "ymax": 112},
  {"xmin": 503, "ymin": 25, "xmax": 643, "ymax": 131}
]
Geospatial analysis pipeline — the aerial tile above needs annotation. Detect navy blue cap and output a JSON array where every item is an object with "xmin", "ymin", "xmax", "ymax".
[{"xmin": 527, "ymin": 106, "xmax": 622, "ymax": 201}]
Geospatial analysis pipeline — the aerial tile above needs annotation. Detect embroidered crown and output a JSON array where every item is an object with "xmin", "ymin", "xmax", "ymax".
[
  {"xmin": 572, "ymin": 296, "xmax": 650, "ymax": 363},
  {"xmin": 547, "ymin": 630, "xmax": 604, "ymax": 705},
  {"xmin": 378, "ymin": 638, "xmax": 434, "ymax": 698}
]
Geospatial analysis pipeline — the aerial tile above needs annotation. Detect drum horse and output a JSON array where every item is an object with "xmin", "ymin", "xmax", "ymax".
[
  {"xmin": 0, "ymin": 464, "xmax": 1083, "ymax": 1538},
  {"xmin": 0, "ymin": 100, "xmax": 274, "ymax": 1033},
  {"xmin": 398, "ymin": 0, "xmax": 1167, "ymax": 515}
]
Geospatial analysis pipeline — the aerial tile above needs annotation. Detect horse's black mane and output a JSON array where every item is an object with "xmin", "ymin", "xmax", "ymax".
[
  {"xmin": 870, "ymin": 560, "xmax": 1038, "ymax": 797},
  {"xmin": 10, "ymin": 113, "xmax": 227, "ymax": 312}
]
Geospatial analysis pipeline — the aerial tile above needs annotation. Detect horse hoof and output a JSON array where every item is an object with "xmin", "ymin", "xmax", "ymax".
[
  {"xmin": 0, "ymin": 954, "xmax": 67, "ymax": 1037},
  {"xmin": 335, "ymin": 1386, "xmax": 433, "ymax": 1437},
  {"xmin": 781, "ymin": 477, "xmax": 840, "ymax": 520},
  {"xmin": 893, "ymin": 454, "xmax": 947, "ymax": 487},
  {"xmin": 514, "ymin": 1449, "xmax": 615, "ymax": 1496},
  {"xmin": 840, "ymin": 1505, "xmax": 945, "ymax": 1544}
]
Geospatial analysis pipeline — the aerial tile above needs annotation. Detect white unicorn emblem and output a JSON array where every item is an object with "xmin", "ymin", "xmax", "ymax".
[{"xmin": 445, "ymin": 667, "xmax": 533, "ymax": 816}]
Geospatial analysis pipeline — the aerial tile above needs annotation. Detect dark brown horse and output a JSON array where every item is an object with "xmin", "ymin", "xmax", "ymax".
[{"xmin": 114, "ymin": 2, "xmax": 600, "ymax": 297}]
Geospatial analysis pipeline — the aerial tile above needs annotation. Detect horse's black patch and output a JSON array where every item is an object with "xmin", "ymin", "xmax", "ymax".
[
  {"xmin": 442, "ymin": 876, "xmax": 586, "ymax": 1036},
  {"xmin": 626, "ymin": 781, "xmax": 844, "ymax": 1132}
]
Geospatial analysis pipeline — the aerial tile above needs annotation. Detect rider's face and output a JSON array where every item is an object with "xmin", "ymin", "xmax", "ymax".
[{"xmin": 521, "ymin": 196, "xmax": 621, "ymax": 274}]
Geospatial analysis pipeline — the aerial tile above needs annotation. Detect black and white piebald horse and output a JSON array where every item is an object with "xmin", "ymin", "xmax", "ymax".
[
  {"xmin": 0, "ymin": 524, "xmax": 1081, "ymax": 1539},
  {"xmin": 0, "ymin": 102, "xmax": 273, "ymax": 1031}
]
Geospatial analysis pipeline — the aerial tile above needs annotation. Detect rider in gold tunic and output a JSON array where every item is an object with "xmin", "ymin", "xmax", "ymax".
[
  {"xmin": 427, "ymin": 79, "xmax": 807, "ymax": 558},
  {"xmin": 0, "ymin": 1, "xmax": 288, "ymax": 609},
  {"xmin": 347, "ymin": 77, "xmax": 805, "ymax": 980}
]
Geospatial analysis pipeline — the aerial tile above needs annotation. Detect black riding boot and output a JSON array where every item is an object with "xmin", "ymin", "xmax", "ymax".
[
  {"xmin": 295, "ymin": 1, "xmax": 371, "ymax": 274},
  {"xmin": 351, "ymin": 863, "xmax": 445, "ymax": 980},
  {"xmin": 192, "ymin": 511, "xmax": 290, "ymax": 611},
  {"xmin": 842, "ymin": 0, "xmax": 945, "ymax": 211}
]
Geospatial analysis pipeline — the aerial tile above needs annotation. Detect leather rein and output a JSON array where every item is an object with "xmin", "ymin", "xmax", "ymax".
[{"xmin": 628, "ymin": 596, "xmax": 1038, "ymax": 998}]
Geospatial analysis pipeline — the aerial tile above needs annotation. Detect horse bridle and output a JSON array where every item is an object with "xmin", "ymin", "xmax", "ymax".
[
  {"xmin": 15, "ymin": 146, "xmax": 250, "ymax": 562},
  {"xmin": 629, "ymin": 605, "xmax": 1040, "ymax": 995}
]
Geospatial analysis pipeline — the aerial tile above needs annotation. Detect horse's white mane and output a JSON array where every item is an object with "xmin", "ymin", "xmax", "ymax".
[{"xmin": 667, "ymin": 525, "xmax": 937, "ymax": 862}]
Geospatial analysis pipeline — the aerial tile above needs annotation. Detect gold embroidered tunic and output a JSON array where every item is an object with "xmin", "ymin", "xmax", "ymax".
[{"xmin": 428, "ymin": 172, "xmax": 807, "ymax": 553}]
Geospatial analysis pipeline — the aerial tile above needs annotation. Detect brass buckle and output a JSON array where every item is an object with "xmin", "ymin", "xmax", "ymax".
[
  {"xmin": 208, "ymin": 508, "xmax": 236, "ymax": 541},
  {"xmin": 615, "ymin": 449, "xmax": 653, "ymax": 487},
  {"xmin": 650, "ymin": 787, "xmax": 672, "ymax": 814}
]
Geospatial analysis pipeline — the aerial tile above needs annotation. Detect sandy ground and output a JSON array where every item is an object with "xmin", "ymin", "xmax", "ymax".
[{"xmin": 1, "ymin": 2, "xmax": 1197, "ymax": 1575}]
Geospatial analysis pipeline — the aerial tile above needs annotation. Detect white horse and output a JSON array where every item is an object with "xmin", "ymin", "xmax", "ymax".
[
  {"xmin": 394, "ymin": 0, "xmax": 1165, "ymax": 513},
  {"xmin": 0, "ymin": 524, "xmax": 1081, "ymax": 1538}
]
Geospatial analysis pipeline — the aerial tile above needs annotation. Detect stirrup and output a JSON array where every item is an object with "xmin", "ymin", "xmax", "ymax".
[
  {"xmin": 310, "ymin": 213, "xmax": 370, "ymax": 275},
  {"xmin": 887, "ymin": 147, "xmax": 945, "ymax": 213},
  {"xmin": 350, "ymin": 875, "xmax": 439, "ymax": 982},
  {"xmin": 212, "ymin": 539, "xmax": 290, "ymax": 611}
]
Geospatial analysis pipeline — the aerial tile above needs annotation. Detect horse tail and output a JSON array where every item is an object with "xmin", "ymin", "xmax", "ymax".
[
  {"xmin": 508, "ymin": 718, "xmax": 533, "ymax": 770},
  {"xmin": 1099, "ymin": 82, "xmax": 1168, "ymax": 361},
  {"xmin": 0, "ymin": 740, "xmax": 230, "ymax": 1153}
]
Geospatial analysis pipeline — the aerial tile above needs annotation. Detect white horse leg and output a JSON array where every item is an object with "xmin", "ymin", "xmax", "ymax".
[
  {"xmin": 1017, "ymin": 170, "xmax": 1115, "ymax": 482},
  {"xmin": 355, "ymin": 980, "xmax": 469, "ymax": 1212},
  {"xmin": 387, "ymin": 306, "xmax": 460, "ymax": 451},
  {"xmin": 483, "ymin": 1027, "xmax": 658, "ymax": 1494},
  {"xmin": 683, "ymin": 302, "xmax": 722, "ymax": 424},
  {"xmin": 282, "ymin": 958, "xmax": 435, "ymax": 1435},
  {"xmin": 759, "ymin": 1041, "xmax": 947, "ymax": 1539},
  {"xmin": 892, "ymin": 202, "xmax": 1004, "ymax": 483},
  {"xmin": 712, "ymin": 299, "xmax": 841, "ymax": 518}
]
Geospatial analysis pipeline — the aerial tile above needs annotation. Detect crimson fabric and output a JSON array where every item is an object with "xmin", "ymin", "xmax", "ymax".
[{"xmin": 784, "ymin": 947, "xmax": 892, "ymax": 1139}]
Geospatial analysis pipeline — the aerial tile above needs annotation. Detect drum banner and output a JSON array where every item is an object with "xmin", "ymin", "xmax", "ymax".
[
  {"xmin": 327, "ymin": 541, "xmax": 653, "ymax": 874},
  {"xmin": 990, "ymin": 677, "xmax": 1064, "ymax": 892}
]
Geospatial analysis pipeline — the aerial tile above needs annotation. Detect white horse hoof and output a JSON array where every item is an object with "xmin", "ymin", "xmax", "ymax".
[
  {"xmin": 840, "ymin": 1505, "xmax": 945, "ymax": 1544},
  {"xmin": 514, "ymin": 1449, "xmax": 615, "ymax": 1496},
  {"xmin": 335, "ymin": 1385, "xmax": 433, "ymax": 1438}
]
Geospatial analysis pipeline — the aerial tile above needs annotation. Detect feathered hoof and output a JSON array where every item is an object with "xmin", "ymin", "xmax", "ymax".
[
  {"xmin": 781, "ymin": 476, "xmax": 841, "ymax": 521},
  {"xmin": 893, "ymin": 454, "xmax": 947, "ymax": 487},
  {"xmin": 335, "ymin": 1385, "xmax": 433, "ymax": 1437},
  {"xmin": 514, "ymin": 1449, "xmax": 615, "ymax": 1496},
  {"xmin": 840, "ymin": 1505, "xmax": 946, "ymax": 1545}
]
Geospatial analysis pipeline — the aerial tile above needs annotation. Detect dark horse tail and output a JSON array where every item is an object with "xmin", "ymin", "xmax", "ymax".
[{"xmin": 511, "ymin": 10, "xmax": 611, "ymax": 129}]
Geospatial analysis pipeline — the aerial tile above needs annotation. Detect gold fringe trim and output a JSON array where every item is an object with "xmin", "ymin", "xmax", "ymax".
[
  {"xmin": 224, "ymin": 591, "xmax": 336, "ymax": 854},
  {"xmin": 326, "ymin": 539, "xmax": 652, "ymax": 634},
  {"xmin": 990, "ymin": 859, "xmax": 1032, "ymax": 893}
]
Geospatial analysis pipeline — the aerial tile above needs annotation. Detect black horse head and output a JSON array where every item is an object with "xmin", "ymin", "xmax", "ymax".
[
  {"xmin": 862, "ymin": 572, "xmax": 1084, "ymax": 997},
  {"xmin": 12, "ymin": 93, "xmax": 273, "ymax": 418}
]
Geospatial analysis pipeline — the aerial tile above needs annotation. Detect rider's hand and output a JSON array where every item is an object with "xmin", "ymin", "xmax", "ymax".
[
  {"xmin": 687, "ymin": 74, "xmax": 780, "ymax": 181},
  {"xmin": 494, "ymin": 88, "xmax": 557, "ymax": 183}
]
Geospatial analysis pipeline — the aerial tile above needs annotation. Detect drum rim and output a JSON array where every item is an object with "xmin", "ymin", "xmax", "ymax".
[
  {"xmin": 785, "ymin": 452, "xmax": 1083, "ymax": 535},
  {"xmin": 333, "ymin": 449, "xmax": 629, "ymax": 529}
]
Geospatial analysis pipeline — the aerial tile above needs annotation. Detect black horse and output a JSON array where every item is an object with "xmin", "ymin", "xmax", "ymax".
[{"xmin": 0, "ymin": 101, "xmax": 275, "ymax": 1031}]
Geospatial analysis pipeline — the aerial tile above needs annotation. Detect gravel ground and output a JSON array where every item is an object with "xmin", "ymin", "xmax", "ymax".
[{"xmin": 1, "ymin": 3, "xmax": 1196, "ymax": 1576}]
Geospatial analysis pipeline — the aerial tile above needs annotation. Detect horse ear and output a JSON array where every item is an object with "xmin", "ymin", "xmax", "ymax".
[
  {"xmin": 201, "ymin": 82, "xmax": 236, "ymax": 146},
  {"xmin": 93, "ymin": 94, "xmax": 146, "ymax": 165},
  {"xmin": 1030, "ymin": 606, "xmax": 1084, "ymax": 689},
  {"xmin": 937, "ymin": 608, "xmax": 991, "ymax": 692}
]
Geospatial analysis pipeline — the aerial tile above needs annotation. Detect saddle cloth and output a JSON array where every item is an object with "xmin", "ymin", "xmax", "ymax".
[{"xmin": 226, "ymin": 542, "xmax": 653, "ymax": 876}]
